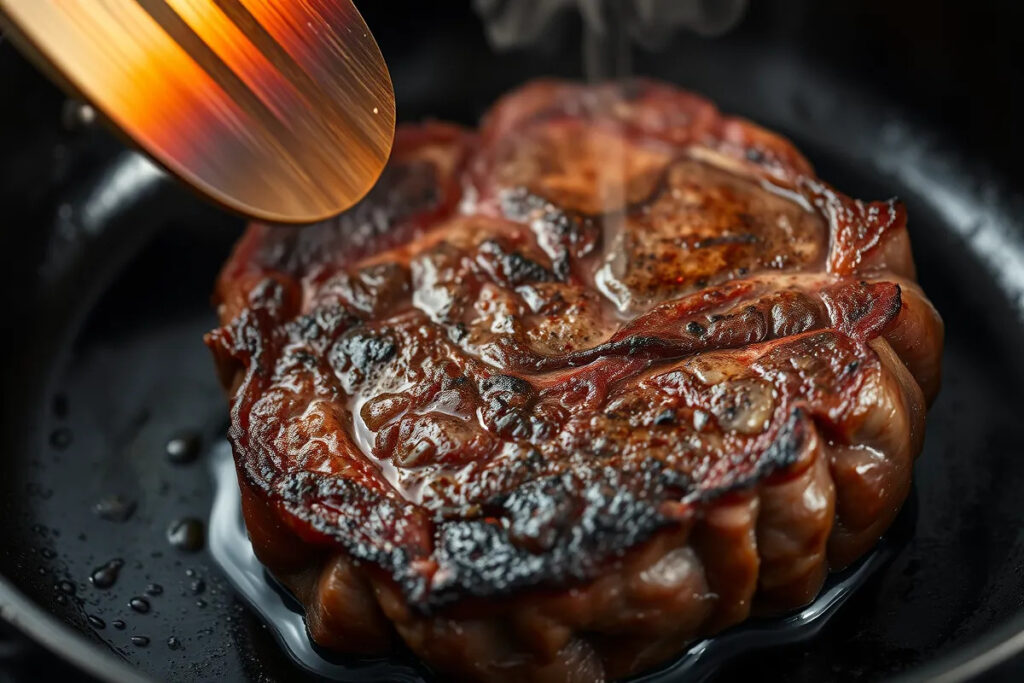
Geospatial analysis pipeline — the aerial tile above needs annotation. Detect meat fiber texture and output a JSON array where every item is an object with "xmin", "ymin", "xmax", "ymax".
[{"xmin": 206, "ymin": 80, "xmax": 943, "ymax": 682}]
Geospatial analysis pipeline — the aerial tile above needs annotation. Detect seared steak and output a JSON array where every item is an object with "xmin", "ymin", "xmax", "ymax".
[{"xmin": 206, "ymin": 80, "xmax": 943, "ymax": 682}]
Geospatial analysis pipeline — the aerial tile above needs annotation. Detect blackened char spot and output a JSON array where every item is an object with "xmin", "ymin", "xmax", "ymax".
[
  {"xmin": 476, "ymin": 239, "xmax": 554, "ymax": 286},
  {"xmin": 332, "ymin": 330, "xmax": 397, "ymax": 373}
]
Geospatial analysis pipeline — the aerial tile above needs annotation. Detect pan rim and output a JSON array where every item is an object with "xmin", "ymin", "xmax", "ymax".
[{"xmin": 0, "ymin": 578, "xmax": 154, "ymax": 683}]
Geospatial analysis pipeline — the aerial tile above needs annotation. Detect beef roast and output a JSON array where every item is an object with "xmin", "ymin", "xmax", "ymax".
[{"xmin": 206, "ymin": 79, "xmax": 943, "ymax": 682}]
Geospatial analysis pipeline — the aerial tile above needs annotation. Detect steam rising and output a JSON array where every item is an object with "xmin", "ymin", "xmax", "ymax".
[
  {"xmin": 473, "ymin": 0, "xmax": 748, "ymax": 312},
  {"xmin": 475, "ymin": 0, "xmax": 748, "ymax": 52}
]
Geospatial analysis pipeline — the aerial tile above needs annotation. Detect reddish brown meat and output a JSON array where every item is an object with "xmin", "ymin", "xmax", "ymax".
[{"xmin": 206, "ymin": 80, "xmax": 943, "ymax": 682}]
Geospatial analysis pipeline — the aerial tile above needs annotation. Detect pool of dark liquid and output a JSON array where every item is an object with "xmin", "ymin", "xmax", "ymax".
[{"xmin": 208, "ymin": 442, "xmax": 914, "ymax": 682}]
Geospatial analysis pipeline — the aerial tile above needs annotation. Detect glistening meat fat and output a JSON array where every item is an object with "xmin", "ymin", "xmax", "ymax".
[{"xmin": 206, "ymin": 80, "xmax": 943, "ymax": 682}]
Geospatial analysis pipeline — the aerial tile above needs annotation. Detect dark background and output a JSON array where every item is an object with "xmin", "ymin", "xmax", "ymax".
[{"xmin": 1, "ymin": 0, "xmax": 1023, "ymax": 681}]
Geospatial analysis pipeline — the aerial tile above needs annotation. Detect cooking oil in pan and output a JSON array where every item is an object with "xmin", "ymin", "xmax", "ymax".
[
  {"xmin": 208, "ymin": 442, "xmax": 427, "ymax": 682},
  {"xmin": 207, "ymin": 442, "xmax": 914, "ymax": 682}
]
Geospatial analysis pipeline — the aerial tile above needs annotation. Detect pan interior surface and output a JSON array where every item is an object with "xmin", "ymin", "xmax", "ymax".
[{"xmin": 2, "ymin": 8, "xmax": 1024, "ymax": 682}]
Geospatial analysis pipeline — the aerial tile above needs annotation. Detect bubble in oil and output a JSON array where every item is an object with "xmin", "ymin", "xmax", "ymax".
[
  {"xmin": 128, "ymin": 597, "xmax": 151, "ymax": 614},
  {"xmin": 89, "ymin": 559, "xmax": 124, "ymax": 589},
  {"xmin": 92, "ymin": 496, "xmax": 136, "ymax": 522},
  {"xmin": 166, "ymin": 518, "xmax": 205, "ymax": 552},
  {"xmin": 166, "ymin": 431, "xmax": 202, "ymax": 465}
]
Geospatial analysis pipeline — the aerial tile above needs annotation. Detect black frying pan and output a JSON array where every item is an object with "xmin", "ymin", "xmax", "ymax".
[{"xmin": 2, "ymin": 1, "xmax": 1024, "ymax": 681}]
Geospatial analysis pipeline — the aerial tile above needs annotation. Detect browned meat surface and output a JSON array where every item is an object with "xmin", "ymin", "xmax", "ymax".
[{"xmin": 206, "ymin": 80, "xmax": 943, "ymax": 682}]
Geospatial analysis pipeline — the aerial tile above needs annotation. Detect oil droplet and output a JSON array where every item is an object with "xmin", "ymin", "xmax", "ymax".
[
  {"xmin": 89, "ymin": 559, "xmax": 124, "ymax": 589},
  {"xmin": 55, "ymin": 594, "xmax": 67, "ymax": 605},
  {"xmin": 112, "ymin": 620, "xmax": 126, "ymax": 630},
  {"xmin": 92, "ymin": 496, "xmax": 136, "ymax": 522},
  {"xmin": 130, "ymin": 635, "xmax": 150, "ymax": 647},
  {"xmin": 195, "ymin": 599, "xmax": 207, "ymax": 608},
  {"xmin": 165, "ymin": 432, "xmax": 201, "ymax": 465},
  {"xmin": 87, "ymin": 615, "xmax": 105, "ymax": 629},
  {"xmin": 128, "ymin": 597, "xmax": 151, "ymax": 614},
  {"xmin": 167, "ymin": 636, "xmax": 182, "ymax": 650},
  {"xmin": 166, "ymin": 518, "xmax": 205, "ymax": 552},
  {"xmin": 145, "ymin": 583, "xmax": 163, "ymax": 596},
  {"xmin": 49, "ymin": 428, "xmax": 72, "ymax": 450},
  {"xmin": 56, "ymin": 580, "xmax": 76, "ymax": 595},
  {"xmin": 190, "ymin": 579, "xmax": 206, "ymax": 595},
  {"xmin": 40, "ymin": 548, "xmax": 56, "ymax": 560}
]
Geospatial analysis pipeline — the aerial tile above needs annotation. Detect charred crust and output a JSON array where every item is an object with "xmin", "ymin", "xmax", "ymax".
[
  {"xmin": 274, "ymin": 471, "xmax": 432, "ymax": 602},
  {"xmin": 694, "ymin": 408, "xmax": 808, "ymax": 504},
  {"xmin": 423, "ymin": 466, "xmax": 671, "ymax": 605},
  {"xmin": 756, "ymin": 408, "xmax": 807, "ymax": 475}
]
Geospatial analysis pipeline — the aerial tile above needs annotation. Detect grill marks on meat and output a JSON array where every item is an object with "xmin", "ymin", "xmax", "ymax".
[{"xmin": 206, "ymin": 80, "xmax": 943, "ymax": 682}]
